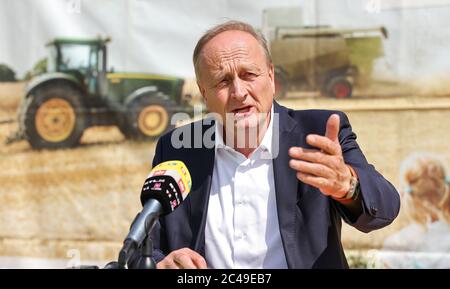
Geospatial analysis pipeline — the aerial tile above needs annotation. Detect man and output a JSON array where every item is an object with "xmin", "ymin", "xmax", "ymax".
[{"xmin": 134, "ymin": 21, "xmax": 400, "ymax": 269}]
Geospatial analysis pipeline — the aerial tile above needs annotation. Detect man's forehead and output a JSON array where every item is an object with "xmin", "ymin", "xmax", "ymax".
[
  {"xmin": 207, "ymin": 30, "xmax": 262, "ymax": 51},
  {"xmin": 207, "ymin": 29, "xmax": 257, "ymax": 45},
  {"xmin": 200, "ymin": 31, "xmax": 265, "ymax": 66},
  {"xmin": 203, "ymin": 47, "xmax": 252, "ymax": 65}
]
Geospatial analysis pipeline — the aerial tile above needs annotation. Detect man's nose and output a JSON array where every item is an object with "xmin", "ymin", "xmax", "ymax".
[{"xmin": 230, "ymin": 78, "xmax": 246, "ymax": 101}]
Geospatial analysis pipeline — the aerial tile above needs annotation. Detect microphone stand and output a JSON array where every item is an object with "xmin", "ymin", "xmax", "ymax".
[
  {"xmin": 100, "ymin": 236, "xmax": 156, "ymax": 269},
  {"xmin": 117, "ymin": 212, "xmax": 159, "ymax": 269},
  {"xmin": 134, "ymin": 235, "xmax": 156, "ymax": 269}
]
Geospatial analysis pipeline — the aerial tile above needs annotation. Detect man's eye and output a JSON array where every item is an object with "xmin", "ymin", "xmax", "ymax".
[
  {"xmin": 242, "ymin": 72, "xmax": 257, "ymax": 79},
  {"xmin": 217, "ymin": 79, "xmax": 229, "ymax": 87}
]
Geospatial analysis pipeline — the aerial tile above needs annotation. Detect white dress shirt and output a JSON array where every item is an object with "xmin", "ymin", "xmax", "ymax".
[{"xmin": 205, "ymin": 105, "xmax": 288, "ymax": 269}]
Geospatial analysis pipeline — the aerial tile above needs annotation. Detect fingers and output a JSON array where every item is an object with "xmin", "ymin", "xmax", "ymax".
[
  {"xmin": 157, "ymin": 259, "xmax": 182, "ymax": 269},
  {"xmin": 157, "ymin": 248, "xmax": 207, "ymax": 269},
  {"xmin": 289, "ymin": 159, "xmax": 334, "ymax": 179},
  {"xmin": 295, "ymin": 171, "xmax": 347, "ymax": 197},
  {"xmin": 289, "ymin": 147, "xmax": 341, "ymax": 170},
  {"xmin": 289, "ymin": 145, "xmax": 351, "ymax": 197},
  {"xmin": 306, "ymin": 134, "xmax": 341, "ymax": 155},
  {"xmin": 192, "ymin": 255, "xmax": 208, "ymax": 269},
  {"xmin": 174, "ymin": 254, "xmax": 198, "ymax": 269},
  {"xmin": 295, "ymin": 172, "xmax": 331, "ymax": 194},
  {"xmin": 325, "ymin": 114, "xmax": 340, "ymax": 143}
]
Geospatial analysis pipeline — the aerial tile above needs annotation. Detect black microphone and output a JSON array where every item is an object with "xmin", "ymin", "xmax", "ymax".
[{"xmin": 118, "ymin": 160, "xmax": 192, "ymax": 268}]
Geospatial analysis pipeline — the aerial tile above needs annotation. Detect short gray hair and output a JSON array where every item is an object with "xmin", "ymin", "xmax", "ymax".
[{"xmin": 193, "ymin": 20, "xmax": 272, "ymax": 78}]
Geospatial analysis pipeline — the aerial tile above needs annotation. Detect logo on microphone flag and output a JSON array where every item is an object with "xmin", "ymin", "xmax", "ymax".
[
  {"xmin": 170, "ymin": 199, "xmax": 178, "ymax": 210},
  {"xmin": 150, "ymin": 160, "xmax": 192, "ymax": 199},
  {"xmin": 152, "ymin": 170, "xmax": 166, "ymax": 176},
  {"xmin": 178, "ymin": 179, "xmax": 185, "ymax": 193}
]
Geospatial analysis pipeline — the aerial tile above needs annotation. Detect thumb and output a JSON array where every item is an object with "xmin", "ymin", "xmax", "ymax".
[{"xmin": 325, "ymin": 114, "xmax": 340, "ymax": 143}]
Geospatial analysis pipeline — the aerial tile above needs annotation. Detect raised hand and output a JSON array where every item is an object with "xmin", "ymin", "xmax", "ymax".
[{"xmin": 288, "ymin": 114, "xmax": 352, "ymax": 199}]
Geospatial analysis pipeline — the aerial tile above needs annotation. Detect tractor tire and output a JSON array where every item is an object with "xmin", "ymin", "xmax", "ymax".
[
  {"xmin": 325, "ymin": 76, "xmax": 353, "ymax": 99},
  {"xmin": 121, "ymin": 96, "xmax": 174, "ymax": 140},
  {"xmin": 21, "ymin": 84, "xmax": 87, "ymax": 149},
  {"xmin": 274, "ymin": 67, "xmax": 288, "ymax": 100}
]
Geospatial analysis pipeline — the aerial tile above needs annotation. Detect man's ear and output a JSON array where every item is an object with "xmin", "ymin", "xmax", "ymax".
[
  {"xmin": 268, "ymin": 63, "xmax": 275, "ymax": 95},
  {"xmin": 197, "ymin": 80, "xmax": 207, "ymax": 102}
]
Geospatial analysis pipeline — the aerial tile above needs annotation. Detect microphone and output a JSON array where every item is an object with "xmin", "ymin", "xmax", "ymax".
[{"xmin": 118, "ymin": 160, "xmax": 192, "ymax": 268}]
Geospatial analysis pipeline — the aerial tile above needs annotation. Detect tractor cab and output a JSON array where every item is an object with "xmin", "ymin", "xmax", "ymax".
[{"xmin": 46, "ymin": 37, "xmax": 109, "ymax": 96}]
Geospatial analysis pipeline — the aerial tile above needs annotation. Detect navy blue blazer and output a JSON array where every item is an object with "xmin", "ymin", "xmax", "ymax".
[{"xmin": 133, "ymin": 102, "xmax": 400, "ymax": 269}]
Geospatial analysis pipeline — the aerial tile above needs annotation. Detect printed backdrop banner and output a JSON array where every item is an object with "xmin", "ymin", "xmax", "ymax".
[{"xmin": 0, "ymin": 0, "xmax": 449, "ymax": 269}]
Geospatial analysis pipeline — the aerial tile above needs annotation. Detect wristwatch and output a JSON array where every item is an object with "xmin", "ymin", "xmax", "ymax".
[{"xmin": 342, "ymin": 176, "xmax": 360, "ymax": 200}]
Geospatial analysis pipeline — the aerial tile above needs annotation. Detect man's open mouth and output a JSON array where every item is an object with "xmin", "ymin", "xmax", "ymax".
[{"xmin": 232, "ymin": 106, "xmax": 253, "ymax": 115}]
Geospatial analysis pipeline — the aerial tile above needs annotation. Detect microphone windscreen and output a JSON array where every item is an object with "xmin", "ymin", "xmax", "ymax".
[{"xmin": 140, "ymin": 161, "xmax": 192, "ymax": 215}]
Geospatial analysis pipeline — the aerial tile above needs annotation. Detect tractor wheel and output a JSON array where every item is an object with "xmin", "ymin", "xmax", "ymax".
[
  {"xmin": 122, "ymin": 96, "xmax": 174, "ymax": 140},
  {"xmin": 325, "ymin": 76, "xmax": 352, "ymax": 99},
  {"xmin": 21, "ymin": 84, "xmax": 87, "ymax": 149},
  {"xmin": 274, "ymin": 67, "xmax": 288, "ymax": 100}
]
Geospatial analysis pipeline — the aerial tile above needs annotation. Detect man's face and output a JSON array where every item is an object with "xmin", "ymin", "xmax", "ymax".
[{"xmin": 196, "ymin": 30, "xmax": 275, "ymax": 130}]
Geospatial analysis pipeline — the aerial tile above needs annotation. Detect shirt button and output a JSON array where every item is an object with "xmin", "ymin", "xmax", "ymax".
[{"xmin": 237, "ymin": 232, "xmax": 247, "ymax": 239}]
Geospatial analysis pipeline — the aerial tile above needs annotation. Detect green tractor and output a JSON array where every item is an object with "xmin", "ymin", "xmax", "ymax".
[{"xmin": 15, "ymin": 37, "xmax": 193, "ymax": 149}]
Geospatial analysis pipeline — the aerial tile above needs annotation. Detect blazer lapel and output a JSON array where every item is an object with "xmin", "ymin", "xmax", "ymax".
[
  {"xmin": 273, "ymin": 102, "xmax": 330, "ymax": 268},
  {"xmin": 190, "ymin": 167, "xmax": 213, "ymax": 255},
  {"xmin": 272, "ymin": 102, "xmax": 304, "ymax": 268},
  {"xmin": 188, "ymin": 120, "xmax": 215, "ymax": 256}
]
